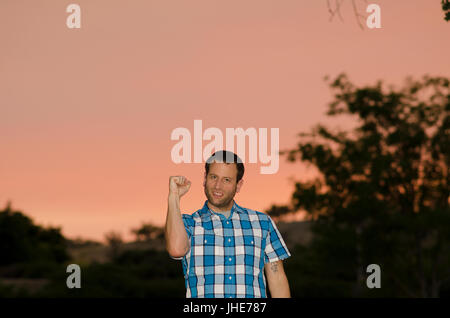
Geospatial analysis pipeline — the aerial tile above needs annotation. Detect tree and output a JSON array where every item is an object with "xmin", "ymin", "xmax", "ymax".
[
  {"xmin": 0, "ymin": 201, "xmax": 69, "ymax": 266},
  {"xmin": 272, "ymin": 74, "xmax": 450, "ymax": 297},
  {"xmin": 443, "ymin": 0, "xmax": 450, "ymax": 21},
  {"xmin": 131, "ymin": 223, "xmax": 163, "ymax": 242},
  {"xmin": 104, "ymin": 231, "xmax": 123, "ymax": 261}
]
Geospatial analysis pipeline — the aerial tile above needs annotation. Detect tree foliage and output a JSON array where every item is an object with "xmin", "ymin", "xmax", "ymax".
[
  {"xmin": 443, "ymin": 0, "xmax": 450, "ymax": 21},
  {"xmin": 131, "ymin": 223, "xmax": 164, "ymax": 242},
  {"xmin": 272, "ymin": 74, "xmax": 450, "ymax": 297},
  {"xmin": 0, "ymin": 202, "xmax": 69, "ymax": 267}
]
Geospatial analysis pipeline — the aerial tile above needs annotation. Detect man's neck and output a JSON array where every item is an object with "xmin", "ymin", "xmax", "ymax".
[{"xmin": 207, "ymin": 200, "xmax": 234, "ymax": 213}]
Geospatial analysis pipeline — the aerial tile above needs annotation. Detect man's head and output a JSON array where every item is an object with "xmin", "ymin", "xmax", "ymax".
[{"xmin": 204, "ymin": 151, "xmax": 244, "ymax": 211}]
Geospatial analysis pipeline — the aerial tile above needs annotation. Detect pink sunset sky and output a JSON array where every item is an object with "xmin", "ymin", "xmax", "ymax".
[{"xmin": 1, "ymin": 1, "xmax": 449, "ymax": 242}]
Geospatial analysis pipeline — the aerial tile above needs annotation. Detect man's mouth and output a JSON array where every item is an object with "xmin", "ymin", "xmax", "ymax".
[{"xmin": 212, "ymin": 191, "xmax": 223, "ymax": 198}]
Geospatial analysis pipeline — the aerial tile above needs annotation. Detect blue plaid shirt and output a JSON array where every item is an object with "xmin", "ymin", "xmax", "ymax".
[{"xmin": 171, "ymin": 200, "xmax": 291, "ymax": 298}]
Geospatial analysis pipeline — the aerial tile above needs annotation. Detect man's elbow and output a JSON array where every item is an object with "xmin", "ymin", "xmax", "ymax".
[
  {"xmin": 166, "ymin": 244, "xmax": 189, "ymax": 258},
  {"xmin": 167, "ymin": 250, "xmax": 185, "ymax": 259}
]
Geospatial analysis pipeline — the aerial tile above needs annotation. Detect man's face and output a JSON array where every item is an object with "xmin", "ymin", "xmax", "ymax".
[{"xmin": 204, "ymin": 162, "xmax": 243, "ymax": 210}]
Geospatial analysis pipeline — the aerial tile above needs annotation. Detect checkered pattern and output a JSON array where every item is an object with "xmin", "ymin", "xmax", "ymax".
[{"xmin": 170, "ymin": 201, "xmax": 291, "ymax": 298}]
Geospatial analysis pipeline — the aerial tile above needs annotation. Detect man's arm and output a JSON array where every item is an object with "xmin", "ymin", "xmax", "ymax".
[
  {"xmin": 264, "ymin": 260, "xmax": 291, "ymax": 298},
  {"xmin": 165, "ymin": 176, "xmax": 191, "ymax": 258}
]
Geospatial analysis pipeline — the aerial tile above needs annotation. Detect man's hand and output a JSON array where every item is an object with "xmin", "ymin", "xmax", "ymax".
[{"xmin": 169, "ymin": 176, "xmax": 191, "ymax": 198}]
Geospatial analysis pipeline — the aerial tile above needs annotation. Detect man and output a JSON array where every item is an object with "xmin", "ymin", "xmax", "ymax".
[{"xmin": 165, "ymin": 150, "xmax": 291, "ymax": 298}]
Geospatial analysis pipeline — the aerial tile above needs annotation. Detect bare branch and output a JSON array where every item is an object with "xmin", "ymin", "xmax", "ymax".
[
  {"xmin": 327, "ymin": 0, "xmax": 345, "ymax": 22},
  {"xmin": 351, "ymin": 0, "xmax": 366, "ymax": 30},
  {"xmin": 326, "ymin": 0, "xmax": 369, "ymax": 29}
]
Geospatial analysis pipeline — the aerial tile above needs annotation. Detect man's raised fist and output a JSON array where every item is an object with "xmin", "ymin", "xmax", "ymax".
[{"xmin": 169, "ymin": 176, "xmax": 191, "ymax": 198}]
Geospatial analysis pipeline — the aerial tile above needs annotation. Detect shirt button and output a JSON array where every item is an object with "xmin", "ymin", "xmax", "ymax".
[
  {"xmin": 226, "ymin": 221, "xmax": 229, "ymax": 224},
  {"xmin": 229, "ymin": 276, "xmax": 232, "ymax": 280},
  {"xmin": 204, "ymin": 239, "xmax": 207, "ymax": 243},
  {"xmin": 228, "ymin": 238, "xmax": 231, "ymax": 243},
  {"xmin": 228, "ymin": 257, "xmax": 232, "ymax": 261},
  {"xmin": 251, "ymin": 241, "xmax": 254, "ymax": 244}
]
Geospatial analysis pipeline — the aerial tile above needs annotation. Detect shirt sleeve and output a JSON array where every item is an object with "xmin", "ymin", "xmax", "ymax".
[
  {"xmin": 169, "ymin": 213, "xmax": 193, "ymax": 261},
  {"xmin": 264, "ymin": 215, "xmax": 291, "ymax": 263}
]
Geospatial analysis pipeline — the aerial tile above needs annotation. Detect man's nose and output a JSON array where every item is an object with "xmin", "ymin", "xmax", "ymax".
[{"xmin": 213, "ymin": 180, "xmax": 222, "ymax": 189}]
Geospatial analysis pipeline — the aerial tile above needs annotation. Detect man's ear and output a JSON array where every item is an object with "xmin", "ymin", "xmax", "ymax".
[{"xmin": 236, "ymin": 179, "xmax": 244, "ymax": 193}]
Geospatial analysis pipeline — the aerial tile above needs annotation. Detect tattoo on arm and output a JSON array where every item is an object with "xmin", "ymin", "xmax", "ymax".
[{"xmin": 270, "ymin": 262, "xmax": 278, "ymax": 273}]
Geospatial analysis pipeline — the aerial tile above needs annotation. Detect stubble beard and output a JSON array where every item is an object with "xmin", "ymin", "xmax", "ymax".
[{"xmin": 204, "ymin": 185, "xmax": 236, "ymax": 210}]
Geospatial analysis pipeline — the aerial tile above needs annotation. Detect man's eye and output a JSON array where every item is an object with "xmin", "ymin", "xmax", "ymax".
[{"xmin": 224, "ymin": 179, "xmax": 230, "ymax": 183}]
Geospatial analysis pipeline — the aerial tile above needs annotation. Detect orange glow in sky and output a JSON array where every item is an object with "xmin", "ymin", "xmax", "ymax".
[{"xmin": 1, "ymin": 0, "xmax": 449, "ymax": 242}]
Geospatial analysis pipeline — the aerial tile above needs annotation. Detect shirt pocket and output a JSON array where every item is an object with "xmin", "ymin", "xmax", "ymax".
[
  {"xmin": 196, "ymin": 230, "xmax": 224, "ymax": 259},
  {"xmin": 235, "ymin": 234, "xmax": 263, "ymax": 257}
]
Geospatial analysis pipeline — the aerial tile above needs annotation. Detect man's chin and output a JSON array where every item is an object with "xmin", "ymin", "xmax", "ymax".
[{"xmin": 208, "ymin": 196, "xmax": 233, "ymax": 209}]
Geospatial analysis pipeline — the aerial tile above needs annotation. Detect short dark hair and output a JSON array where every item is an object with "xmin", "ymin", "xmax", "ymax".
[{"xmin": 205, "ymin": 151, "xmax": 244, "ymax": 183}]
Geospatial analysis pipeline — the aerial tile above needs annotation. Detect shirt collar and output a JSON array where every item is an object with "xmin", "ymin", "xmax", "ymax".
[{"xmin": 199, "ymin": 200, "xmax": 246, "ymax": 219}]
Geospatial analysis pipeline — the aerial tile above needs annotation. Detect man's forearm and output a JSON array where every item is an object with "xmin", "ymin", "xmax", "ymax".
[
  {"xmin": 268, "ymin": 273, "xmax": 291, "ymax": 298},
  {"xmin": 265, "ymin": 261, "xmax": 291, "ymax": 298},
  {"xmin": 165, "ymin": 192, "xmax": 189, "ymax": 257}
]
